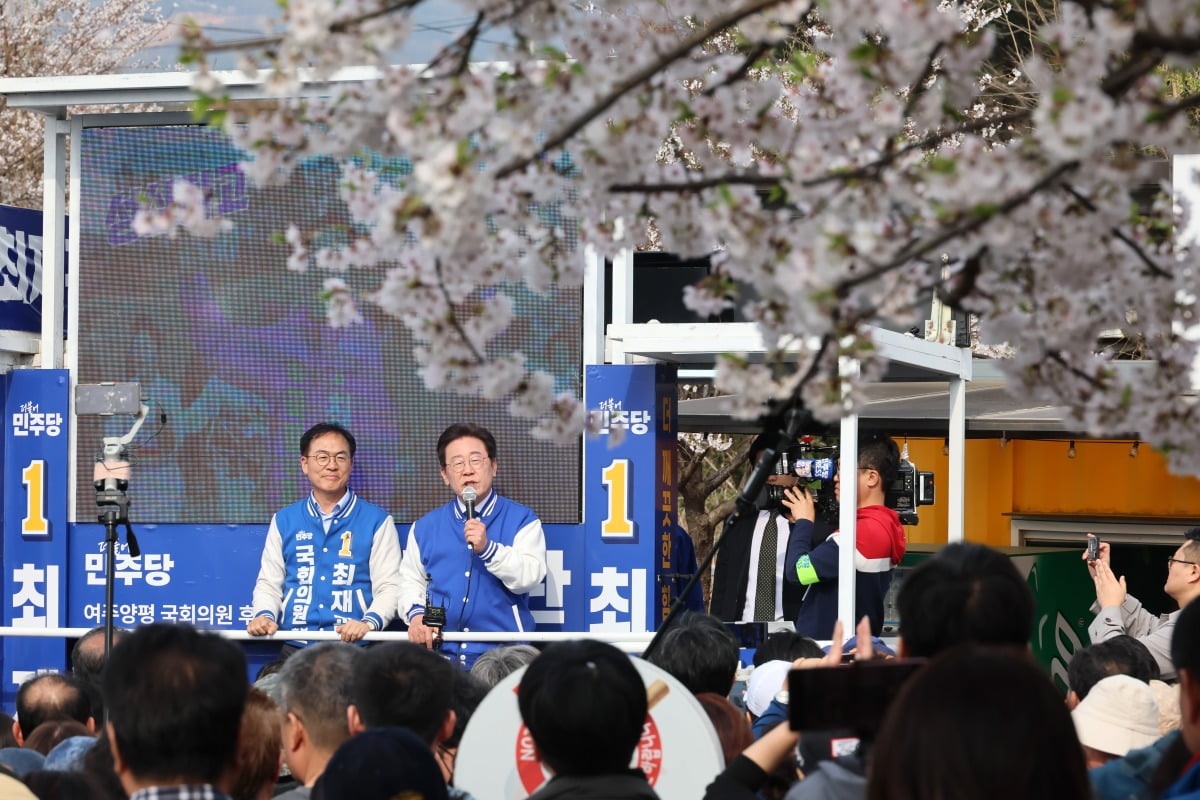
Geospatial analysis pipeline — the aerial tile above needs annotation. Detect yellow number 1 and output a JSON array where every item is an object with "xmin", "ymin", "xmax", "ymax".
[
  {"xmin": 22, "ymin": 460, "xmax": 49, "ymax": 536},
  {"xmin": 339, "ymin": 530, "xmax": 353, "ymax": 557},
  {"xmin": 601, "ymin": 459, "xmax": 634, "ymax": 538}
]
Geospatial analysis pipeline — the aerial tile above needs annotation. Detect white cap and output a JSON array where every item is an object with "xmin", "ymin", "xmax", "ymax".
[
  {"xmin": 745, "ymin": 660, "xmax": 792, "ymax": 717},
  {"xmin": 1071, "ymin": 674, "xmax": 1160, "ymax": 756}
]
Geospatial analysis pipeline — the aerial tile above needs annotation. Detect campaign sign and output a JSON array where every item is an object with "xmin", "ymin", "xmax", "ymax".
[
  {"xmin": 584, "ymin": 365, "xmax": 678, "ymax": 633},
  {"xmin": 0, "ymin": 205, "xmax": 54, "ymax": 334},
  {"xmin": 64, "ymin": 521, "xmax": 585, "ymax": 635},
  {"xmin": 2, "ymin": 369, "xmax": 70, "ymax": 705}
]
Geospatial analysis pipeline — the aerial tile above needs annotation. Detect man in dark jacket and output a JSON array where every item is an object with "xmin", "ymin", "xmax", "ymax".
[
  {"xmin": 518, "ymin": 639, "xmax": 659, "ymax": 799},
  {"xmin": 782, "ymin": 436, "xmax": 906, "ymax": 638}
]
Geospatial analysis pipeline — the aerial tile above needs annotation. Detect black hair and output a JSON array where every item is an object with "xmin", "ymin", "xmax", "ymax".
[
  {"xmin": 753, "ymin": 631, "xmax": 824, "ymax": 667},
  {"xmin": 278, "ymin": 642, "xmax": 361, "ymax": 752},
  {"xmin": 70, "ymin": 626, "xmax": 128, "ymax": 721},
  {"xmin": 1171, "ymin": 595, "xmax": 1200, "ymax": 679},
  {"xmin": 445, "ymin": 668, "xmax": 489, "ymax": 750},
  {"xmin": 23, "ymin": 770, "xmax": 105, "ymax": 800},
  {"xmin": 351, "ymin": 642, "xmax": 454, "ymax": 744},
  {"xmin": 644, "ymin": 611, "xmax": 739, "ymax": 696},
  {"xmin": 437, "ymin": 423, "xmax": 497, "ymax": 465},
  {"xmin": 858, "ymin": 435, "xmax": 900, "ymax": 486},
  {"xmin": 300, "ymin": 422, "xmax": 356, "ymax": 458},
  {"xmin": 867, "ymin": 645, "xmax": 1090, "ymax": 800},
  {"xmin": 1183, "ymin": 527, "xmax": 1200, "ymax": 559},
  {"xmin": 896, "ymin": 542, "xmax": 1034, "ymax": 658},
  {"xmin": 518, "ymin": 640, "xmax": 646, "ymax": 777},
  {"xmin": 1067, "ymin": 635, "xmax": 1160, "ymax": 699},
  {"xmin": 15, "ymin": 673, "xmax": 92, "ymax": 740},
  {"xmin": 102, "ymin": 623, "xmax": 247, "ymax": 784}
]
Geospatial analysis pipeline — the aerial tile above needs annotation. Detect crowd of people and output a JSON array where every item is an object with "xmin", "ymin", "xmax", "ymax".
[{"xmin": 0, "ymin": 529, "xmax": 1191, "ymax": 799}]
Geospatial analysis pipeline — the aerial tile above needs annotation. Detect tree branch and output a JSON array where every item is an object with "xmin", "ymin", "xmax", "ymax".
[
  {"xmin": 202, "ymin": 0, "xmax": 428, "ymax": 54},
  {"xmin": 838, "ymin": 160, "xmax": 1078, "ymax": 294},
  {"xmin": 493, "ymin": 0, "xmax": 789, "ymax": 180},
  {"xmin": 1060, "ymin": 181, "xmax": 1172, "ymax": 279}
]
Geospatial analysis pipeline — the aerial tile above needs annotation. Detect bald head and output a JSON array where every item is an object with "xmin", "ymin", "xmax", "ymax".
[{"xmin": 15, "ymin": 673, "xmax": 92, "ymax": 741}]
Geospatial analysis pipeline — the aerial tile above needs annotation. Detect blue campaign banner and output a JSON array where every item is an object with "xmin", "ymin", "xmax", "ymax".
[
  {"xmin": 65, "ymin": 521, "xmax": 587, "ymax": 633},
  {"xmin": 2, "ymin": 369, "xmax": 70, "ymax": 703},
  {"xmin": 0, "ymin": 205, "xmax": 49, "ymax": 334},
  {"xmin": 584, "ymin": 364, "xmax": 677, "ymax": 633}
]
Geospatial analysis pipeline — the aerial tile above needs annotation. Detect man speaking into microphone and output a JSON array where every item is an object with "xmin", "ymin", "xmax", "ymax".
[{"xmin": 398, "ymin": 423, "xmax": 547, "ymax": 667}]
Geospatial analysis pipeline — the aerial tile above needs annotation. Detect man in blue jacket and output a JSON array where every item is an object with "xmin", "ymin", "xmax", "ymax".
[
  {"xmin": 399, "ymin": 423, "xmax": 547, "ymax": 667},
  {"xmin": 247, "ymin": 422, "xmax": 402, "ymax": 644}
]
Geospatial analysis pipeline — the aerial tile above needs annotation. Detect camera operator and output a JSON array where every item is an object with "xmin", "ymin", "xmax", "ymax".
[
  {"xmin": 781, "ymin": 436, "xmax": 906, "ymax": 639},
  {"xmin": 711, "ymin": 433, "xmax": 819, "ymax": 623}
]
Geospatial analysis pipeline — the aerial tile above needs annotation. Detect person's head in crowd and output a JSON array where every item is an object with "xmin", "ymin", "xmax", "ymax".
[
  {"xmin": 1165, "ymin": 527, "xmax": 1200, "ymax": 607},
  {"xmin": 752, "ymin": 631, "xmax": 823, "ymax": 667},
  {"xmin": 695, "ymin": 693, "xmax": 753, "ymax": 766},
  {"xmin": 348, "ymin": 642, "xmax": 455, "ymax": 746},
  {"xmin": 22, "ymin": 770, "xmax": 104, "ymax": 800},
  {"xmin": 0, "ymin": 747, "xmax": 43, "ymax": 778},
  {"xmin": 0, "ymin": 715, "xmax": 16, "ymax": 750},
  {"xmin": 1071, "ymin": 674, "xmax": 1160, "ymax": 768},
  {"xmin": 518, "ymin": 639, "xmax": 645, "ymax": 778},
  {"xmin": 23, "ymin": 720, "xmax": 92, "ymax": 757},
  {"xmin": 42, "ymin": 735, "xmax": 96, "ymax": 772},
  {"xmin": 1066, "ymin": 635, "xmax": 1160, "ymax": 709},
  {"xmin": 315, "ymin": 726, "xmax": 448, "ymax": 800},
  {"xmin": 1171, "ymin": 594, "xmax": 1200, "ymax": 757},
  {"xmin": 277, "ymin": 642, "xmax": 360, "ymax": 790},
  {"xmin": 70, "ymin": 627, "xmax": 128, "ymax": 721},
  {"xmin": 896, "ymin": 541, "xmax": 1034, "ymax": 658},
  {"xmin": 103, "ymin": 623, "xmax": 247, "ymax": 794},
  {"xmin": 437, "ymin": 668, "xmax": 489, "ymax": 785},
  {"xmin": 644, "ymin": 611, "xmax": 738, "ymax": 695},
  {"xmin": 13, "ymin": 674, "xmax": 93, "ymax": 746},
  {"xmin": 744, "ymin": 660, "xmax": 793, "ymax": 720},
  {"xmin": 867, "ymin": 645, "xmax": 1090, "ymax": 800},
  {"xmin": 230, "ymin": 687, "xmax": 281, "ymax": 800},
  {"xmin": 80, "ymin": 735, "xmax": 126, "ymax": 800},
  {"xmin": 469, "ymin": 644, "xmax": 540, "ymax": 688}
]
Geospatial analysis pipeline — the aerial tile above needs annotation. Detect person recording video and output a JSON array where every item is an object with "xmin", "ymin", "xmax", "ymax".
[
  {"xmin": 710, "ymin": 433, "xmax": 816, "ymax": 623},
  {"xmin": 397, "ymin": 423, "xmax": 547, "ymax": 668},
  {"xmin": 781, "ymin": 436, "xmax": 906, "ymax": 639}
]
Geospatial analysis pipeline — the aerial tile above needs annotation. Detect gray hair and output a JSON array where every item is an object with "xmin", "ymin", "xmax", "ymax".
[
  {"xmin": 469, "ymin": 645, "xmax": 540, "ymax": 688},
  {"xmin": 277, "ymin": 643, "xmax": 362, "ymax": 751}
]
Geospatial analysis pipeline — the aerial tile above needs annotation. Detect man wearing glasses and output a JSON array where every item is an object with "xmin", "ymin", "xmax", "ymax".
[
  {"xmin": 1086, "ymin": 528, "xmax": 1200, "ymax": 681},
  {"xmin": 780, "ymin": 435, "xmax": 907, "ymax": 639},
  {"xmin": 398, "ymin": 422, "xmax": 547, "ymax": 667},
  {"xmin": 247, "ymin": 422, "xmax": 402, "ymax": 644}
]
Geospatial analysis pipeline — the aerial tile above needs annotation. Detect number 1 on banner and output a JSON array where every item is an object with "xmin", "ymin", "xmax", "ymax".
[
  {"xmin": 601, "ymin": 459, "xmax": 634, "ymax": 539},
  {"xmin": 22, "ymin": 460, "xmax": 49, "ymax": 537}
]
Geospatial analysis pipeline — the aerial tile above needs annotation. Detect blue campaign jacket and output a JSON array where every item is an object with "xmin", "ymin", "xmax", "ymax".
[
  {"xmin": 251, "ymin": 490, "xmax": 401, "ymax": 633},
  {"xmin": 398, "ymin": 491, "xmax": 546, "ymax": 665}
]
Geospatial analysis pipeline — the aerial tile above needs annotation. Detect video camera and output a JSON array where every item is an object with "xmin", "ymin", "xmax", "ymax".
[{"xmin": 884, "ymin": 458, "xmax": 935, "ymax": 526}]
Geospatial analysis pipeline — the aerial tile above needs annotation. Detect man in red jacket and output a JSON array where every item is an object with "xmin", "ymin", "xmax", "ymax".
[{"xmin": 782, "ymin": 436, "xmax": 906, "ymax": 638}]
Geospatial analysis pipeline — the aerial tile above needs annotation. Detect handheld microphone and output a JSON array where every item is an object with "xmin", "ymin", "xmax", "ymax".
[{"xmin": 462, "ymin": 486, "xmax": 477, "ymax": 520}]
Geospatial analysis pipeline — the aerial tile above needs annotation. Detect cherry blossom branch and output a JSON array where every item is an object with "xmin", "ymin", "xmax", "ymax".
[
  {"xmin": 201, "ymin": 0, "xmax": 429, "ymax": 53},
  {"xmin": 701, "ymin": 40, "xmax": 773, "ymax": 98},
  {"xmin": 1060, "ymin": 181, "xmax": 1172, "ymax": 279},
  {"xmin": 899, "ymin": 42, "xmax": 945, "ymax": 121},
  {"xmin": 493, "ymin": 0, "xmax": 790, "ymax": 179},
  {"xmin": 432, "ymin": 257, "xmax": 488, "ymax": 366},
  {"xmin": 838, "ymin": 160, "xmax": 1079, "ymax": 294}
]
